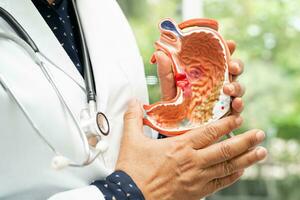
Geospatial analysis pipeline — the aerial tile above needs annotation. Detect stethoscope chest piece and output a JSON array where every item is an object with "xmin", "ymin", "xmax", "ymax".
[
  {"xmin": 96, "ymin": 112, "xmax": 110, "ymax": 135},
  {"xmin": 80, "ymin": 108, "xmax": 110, "ymax": 139}
]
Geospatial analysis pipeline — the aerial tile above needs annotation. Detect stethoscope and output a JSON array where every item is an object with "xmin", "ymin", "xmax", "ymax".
[{"xmin": 0, "ymin": 1, "xmax": 110, "ymax": 170}]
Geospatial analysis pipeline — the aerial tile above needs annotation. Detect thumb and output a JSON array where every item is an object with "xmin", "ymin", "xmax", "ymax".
[
  {"xmin": 123, "ymin": 99, "xmax": 144, "ymax": 137},
  {"xmin": 154, "ymin": 51, "xmax": 176, "ymax": 101}
]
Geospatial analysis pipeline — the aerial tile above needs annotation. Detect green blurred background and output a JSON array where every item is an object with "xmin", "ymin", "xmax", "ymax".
[{"xmin": 117, "ymin": 0, "xmax": 300, "ymax": 199}]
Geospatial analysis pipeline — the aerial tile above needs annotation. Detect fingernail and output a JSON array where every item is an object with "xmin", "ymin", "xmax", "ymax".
[
  {"xmin": 256, "ymin": 147, "xmax": 268, "ymax": 159},
  {"xmin": 128, "ymin": 98, "xmax": 137, "ymax": 107},
  {"xmin": 150, "ymin": 53, "xmax": 157, "ymax": 64},
  {"xmin": 256, "ymin": 131, "xmax": 266, "ymax": 142},
  {"xmin": 235, "ymin": 116, "xmax": 243, "ymax": 126}
]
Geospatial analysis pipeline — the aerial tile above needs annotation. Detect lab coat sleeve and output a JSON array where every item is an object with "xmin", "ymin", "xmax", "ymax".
[{"xmin": 48, "ymin": 186, "xmax": 105, "ymax": 200}]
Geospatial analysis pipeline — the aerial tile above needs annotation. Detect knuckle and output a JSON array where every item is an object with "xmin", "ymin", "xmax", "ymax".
[
  {"xmin": 203, "ymin": 125, "xmax": 219, "ymax": 141},
  {"xmin": 220, "ymin": 142, "xmax": 232, "ymax": 160},
  {"xmin": 197, "ymin": 154, "xmax": 209, "ymax": 167},
  {"xmin": 247, "ymin": 133, "xmax": 259, "ymax": 147},
  {"xmin": 190, "ymin": 153, "xmax": 199, "ymax": 167},
  {"xmin": 179, "ymin": 175, "xmax": 196, "ymax": 192},
  {"xmin": 245, "ymin": 154, "xmax": 255, "ymax": 166},
  {"xmin": 234, "ymin": 82, "xmax": 242, "ymax": 94},
  {"xmin": 228, "ymin": 117, "xmax": 237, "ymax": 130},
  {"xmin": 214, "ymin": 178, "xmax": 224, "ymax": 190},
  {"xmin": 173, "ymin": 137, "xmax": 187, "ymax": 148},
  {"xmin": 170, "ymin": 139, "xmax": 189, "ymax": 154},
  {"xmin": 223, "ymin": 161, "xmax": 236, "ymax": 175}
]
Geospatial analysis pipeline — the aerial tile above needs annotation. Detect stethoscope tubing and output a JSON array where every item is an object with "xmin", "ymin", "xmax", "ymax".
[
  {"xmin": 0, "ymin": 74, "xmax": 58, "ymax": 155},
  {"xmin": 0, "ymin": 31, "xmax": 92, "ymax": 167},
  {"xmin": 71, "ymin": 0, "xmax": 96, "ymax": 103},
  {"xmin": 0, "ymin": 1, "xmax": 110, "ymax": 168},
  {"xmin": 0, "ymin": 7, "xmax": 39, "ymax": 52}
]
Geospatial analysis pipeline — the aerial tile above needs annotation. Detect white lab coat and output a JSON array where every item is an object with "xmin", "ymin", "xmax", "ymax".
[{"xmin": 0, "ymin": 0, "xmax": 154, "ymax": 199}]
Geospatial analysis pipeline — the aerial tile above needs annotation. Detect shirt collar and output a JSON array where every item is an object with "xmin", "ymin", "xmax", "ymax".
[
  {"xmin": 38, "ymin": 0, "xmax": 63, "ymax": 7},
  {"xmin": 51, "ymin": 0, "xmax": 63, "ymax": 6}
]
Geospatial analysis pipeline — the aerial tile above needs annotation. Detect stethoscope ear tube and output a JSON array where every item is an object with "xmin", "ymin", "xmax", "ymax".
[
  {"xmin": 0, "ymin": 32, "xmax": 40, "ymax": 64},
  {"xmin": 0, "ymin": 7, "xmax": 38, "ymax": 52},
  {"xmin": 71, "ymin": 0, "xmax": 96, "ymax": 103}
]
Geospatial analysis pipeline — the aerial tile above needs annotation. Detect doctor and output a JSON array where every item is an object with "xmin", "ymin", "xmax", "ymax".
[{"xmin": 0, "ymin": 0, "xmax": 267, "ymax": 199}]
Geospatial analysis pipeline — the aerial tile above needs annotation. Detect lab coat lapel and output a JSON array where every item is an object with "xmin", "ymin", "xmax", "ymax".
[
  {"xmin": 75, "ymin": 0, "xmax": 112, "ymax": 112},
  {"xmin": 76, "ymin": 0, "xmax": 149, "ymax": 113},
  {"xmin": 4, "ymin": 0, "xmax": 85, "ymax": 88}
]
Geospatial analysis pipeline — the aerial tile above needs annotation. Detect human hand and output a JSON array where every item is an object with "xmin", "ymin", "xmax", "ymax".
[
  {"xmin": 116, "ymin": 99, "xmax": 267, "ymax": 200},
  {"xmin": 153, "ymin": 40, "xmax": 244, "ymax": 116}
]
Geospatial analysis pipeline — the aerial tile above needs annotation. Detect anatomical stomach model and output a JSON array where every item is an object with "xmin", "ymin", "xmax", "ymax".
[{"xmin": 143, "ymin": 18, "xmax": 231, "ymax": 136}]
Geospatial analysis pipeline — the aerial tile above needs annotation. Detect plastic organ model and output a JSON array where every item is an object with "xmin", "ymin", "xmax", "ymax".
[{"xmin": 143, "ymin": 18, "xmax": 232, "ymax": 136}]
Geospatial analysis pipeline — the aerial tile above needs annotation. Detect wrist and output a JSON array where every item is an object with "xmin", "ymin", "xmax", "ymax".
[{"xmin": 130, "ymin": 173, "xmax": 171, "ymax": 200}]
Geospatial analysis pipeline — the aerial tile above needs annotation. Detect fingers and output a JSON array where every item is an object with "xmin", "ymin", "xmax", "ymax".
[
  {"xmin": 154, "ymin": 51, "xmax": 176, "ymax": 101},
  {"xmin": 231, "ymin": 97, "xmax": 244, "ymax": 115},
  {"xmin": 197, "ymin": 129, "xmax": 266, "ymax": 168},
  {"xmin": 223, "ymin": 80, "xmax": 245, "ymax": 115},
  {"xmin": 227, "ymin": 55, "xmax": 245, "ymax": 114},
  {"xmin": 123, "ymin": 99, "xmax": 144, "ymax": 137},
  {"xmin": 224, "ymin": 58, "xmax": 245, "ymax": 115},
  {"xmin": 204, "ymin": 170, "xmax": 243, "ymax": 195},
  {"xmin": 228, "ymin": 59, "xmax": 244, "ymax": 79},
  {"xmin": 226, "ymin": 40, "xmax": 244, "ymax": 79},
  {"xmin": 180, "ymin": 115, "xmax": 243, "ymax": 149},
  {"xmin": 226, "ymin": 40, "xmax": 236, "ymax": 55},
  {"xmin": 223, "ymin": 82, "xmax": 245, "ymax": 97},
  {"xmin": 207, "ymin": 146, "xmax": 267, "ymax": 179}
]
